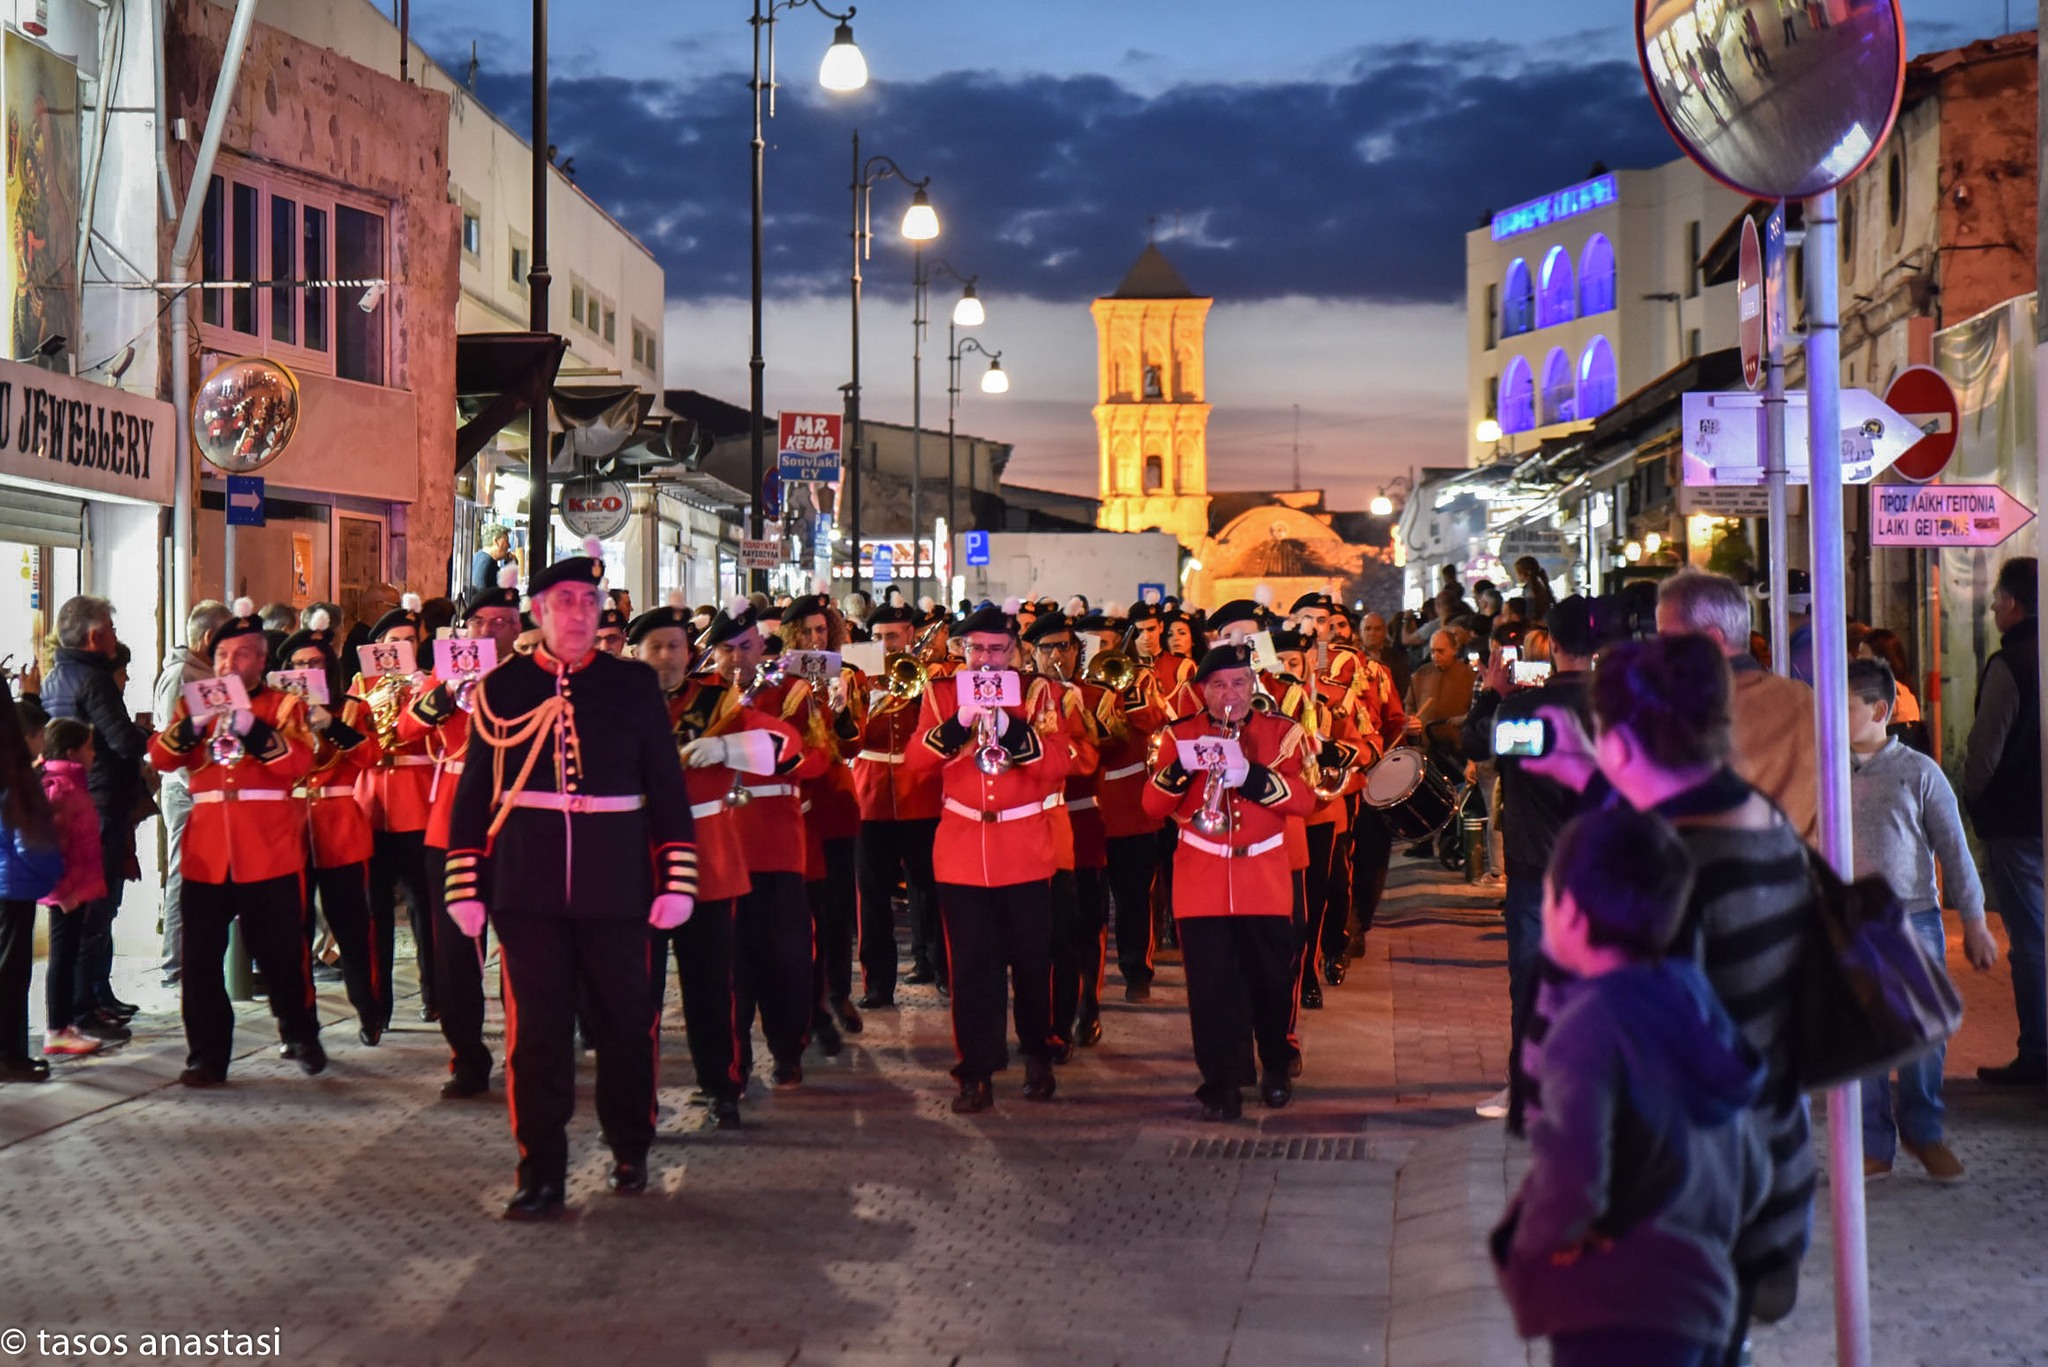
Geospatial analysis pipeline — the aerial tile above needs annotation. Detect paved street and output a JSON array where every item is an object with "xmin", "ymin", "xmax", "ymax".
[{"xmin": 0, "ymin": 863, "xmax": 2040, "ymax": 1367}]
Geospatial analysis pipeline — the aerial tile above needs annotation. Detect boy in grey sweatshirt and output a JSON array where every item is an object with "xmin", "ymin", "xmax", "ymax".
[{"xmin": 1849, "ymin": 658, "xmax": 1998, "ymax": 1183}]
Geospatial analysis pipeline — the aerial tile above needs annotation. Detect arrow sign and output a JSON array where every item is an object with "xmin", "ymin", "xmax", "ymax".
[
  {"xmin": 1871, "ymin": 484, "xmax": 2035, "ymax": 548},
  {"xmin": 1680, "ymin": 388, "xmax": 1923, "ymax": 487},
  {"xmin": 225, "ymin": 474, "xmax": 266, "ymax": 528}
]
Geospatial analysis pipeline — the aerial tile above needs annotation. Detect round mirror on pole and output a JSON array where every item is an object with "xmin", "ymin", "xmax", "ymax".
[
  {"xmin": 1635, "ymin": 0, "xmax": 1905, "ymax": 199},
  {"xmin": 192, "ymin": 356, "xmax": 301, "ymax": 473}
]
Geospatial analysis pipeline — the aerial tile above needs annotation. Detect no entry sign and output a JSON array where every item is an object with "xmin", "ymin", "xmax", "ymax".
[
  {"xmin": 1883, "ymin": 367, "xmax": 1959, "ymax": 484},
  {"xmin": 1738, "ymin": 214, "xmax": 1764, "ymax": 391}
]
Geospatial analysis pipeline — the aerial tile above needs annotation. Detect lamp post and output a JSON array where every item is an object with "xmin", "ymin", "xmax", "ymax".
[
  {"xmin": 528, "ymin": 0, "xmax": 552, "ymax": 563},
  {"xmin": 947, "ymin": 334, "xmax": 1005, "ymax": 567},
  {"xmin": 918, "ymin": 261, "xmax": 981, "ymax": 583},
  {"xmin": 847, "ymin": 133, "xmax": 937, "ymax": 594},
  {"xmin": 751, "ymin": 0, "xmax": 866, "ymax": 590}
]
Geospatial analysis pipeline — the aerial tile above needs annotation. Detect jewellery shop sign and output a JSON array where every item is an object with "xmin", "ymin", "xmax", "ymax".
[{"xmin": 0, "ymin": 357, "xmax": 175, "ymax": 505}]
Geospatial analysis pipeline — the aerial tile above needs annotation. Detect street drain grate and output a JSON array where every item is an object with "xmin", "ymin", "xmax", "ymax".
[{"xmin": 1169, "ymin": 1136, "xmax": 1373, "ymax": 1162}]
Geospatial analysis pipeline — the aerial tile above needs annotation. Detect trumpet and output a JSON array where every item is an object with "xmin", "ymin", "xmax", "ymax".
[
  {"xmin": 207, "ymin": 713, "xmax": 246, "ymax": 767},
  {"xmin": 970, "ymin": 666, "xmax": 1012, "ymax": 775},
  {"xmin": 722, "ymin": 656, "xmax": 788, "ymax": 809},
  {"xmin": 452, "ymin": 674, "xmax": 481, "ymax": 714},
  {"xmin": 1190, "ymin": 708, "xmax": 1242, "ymax": 837}
]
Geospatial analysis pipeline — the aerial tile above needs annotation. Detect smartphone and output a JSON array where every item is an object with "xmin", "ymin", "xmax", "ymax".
[
  {"xmin": 1499, "ymin": 644, "xmax": 1520, "ymax": 664},
  {"xmin": 1511, "ymin": 660, "xmax": 1553, "ymax": 686},
  {"xmin": 1493, "ymin": 715, "xmax": 1552, "ymax": 759}
]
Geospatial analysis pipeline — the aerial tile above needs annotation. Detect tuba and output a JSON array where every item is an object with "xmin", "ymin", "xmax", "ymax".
[
  {"xmin": 1083, "ymin": 648, "xmax": 1139, "ymax": 696},
  {"xmin": 1189, "ymin": 709, "xmax": 1242, "ymax": 837}
]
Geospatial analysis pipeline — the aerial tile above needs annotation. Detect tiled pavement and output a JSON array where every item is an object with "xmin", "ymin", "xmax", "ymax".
[{"xmin": 0, "ymin": 863, "xmax": 2040, "ymax": 1366}]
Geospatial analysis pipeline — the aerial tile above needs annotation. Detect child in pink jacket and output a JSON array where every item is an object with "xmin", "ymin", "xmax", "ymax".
[{"xmin": 39, "ymin": 719, "xmax": 107, "ymax": 1057}]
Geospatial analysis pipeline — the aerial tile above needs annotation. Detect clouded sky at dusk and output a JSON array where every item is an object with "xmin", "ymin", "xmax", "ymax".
[{"xmin": 424, "ymin": 0, "xmax": 2012, "ymax": 506}]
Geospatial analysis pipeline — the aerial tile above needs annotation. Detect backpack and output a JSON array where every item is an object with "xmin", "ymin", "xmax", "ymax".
[{"xmin": 1792, "ymin": 849, "xmax": 1963, "ymax": 1091}]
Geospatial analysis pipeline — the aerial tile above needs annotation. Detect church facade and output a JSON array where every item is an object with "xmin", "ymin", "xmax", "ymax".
[{"xmin": 1092, "ymin": 245, "xmax": 1213, "ymax": 550}]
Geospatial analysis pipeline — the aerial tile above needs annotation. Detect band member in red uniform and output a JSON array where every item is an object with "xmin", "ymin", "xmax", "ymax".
[
  {"xmin": 1271, "ymin": 628, "xmax": 1365, "ymax": 1007},
  {"xmin": 1143, "ymin": 644, "xmax": 1316, "ymax": 1120},
  {"xmin": 784, "ymin": 594, "xmax": 864, "ymax": 1045},
  {"xmin": 1023, "ymin": 612, "xmax": 1109, "ymax": 1054},
  {"xmin": 351, "ymin": 593, "xmax": 438, "ymax": 1025},
  {"xmin": 401, "ymin": 580, "xmax": 522, "ymax": 1098},
  {"xmin": 443, "ymin": 546, "xmax": 696, "ymax": 1220},
  {"xmin": 633, "ymin": 597, "xmax": 798, "ymax": 1130},
  {"xmin": 1074, "ymin": 607, "xmax": 1165, "ymax": 1000},
  {"xmin": 851, "ymin": 604, "xmax": 944, "ymax": 1006},
  {"xmin": 150, "ymin": 601, "xmax": 320, "ymax": 1086},
  {"xmin": 700, "ymin": 598, "xmax": 829, "ymax": 1087},
  {"xmin": 278, "ymin": 613, "xmax": 385, "ymax": 1045},
  {"xmin": 908, "ymin": 603, "xmax": 1072, "ymax": 1112}
]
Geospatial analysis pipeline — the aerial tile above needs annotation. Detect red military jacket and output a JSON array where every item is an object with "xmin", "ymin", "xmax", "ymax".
[
  {"xmin": 1297, "ymin": 676, "xmax": 1364, "ymax": 832},
  {"xmin": 850, "ymin": 670, "xmax": 945, "ymax": 822},
  {"xmin": 150, "ymin": 685, "xmax": 315, "ymax": 885},
  {"xmin": 1063, "ymin": 680, "xmax": 1115, "ymax": 869},
  {"xmin": 670, "ymin": 679, "xmax": 799, "ymax": 903},
  {"xmin": 1095, "ymin": 676, "xmax": 1165, "ymax": 840},
  {"xmin": 302, "ymin": 697, "xmax": 382, "ymax": 869},
  {"xmin": 1141, "ymin": 708, "xmax": 1315, "ymax": 919},
  {"xmin": 802, "ymin": 666, "xmax": 866, "ymax": 878},
  {"xmin": 1141, "ymin": 652, "xmax": 1198, "ymax": 719},
  {"xmin": 1043, "ymin": 678, "xmax": 1102, "ymax": 872},
  {"xmin": 907, "ymin": 671, "xmax": 1072, "ymax": 887},
  {"xmin": 720, "ymin": 674, "xmax": 829, "ymax": 875},
  {"xmin": 350, "ymin": 671, "xmax": 435, "ymax": 834},
  {"xmin": 397, "ymin": 674, "xmax": 471, "ymax": 850}
]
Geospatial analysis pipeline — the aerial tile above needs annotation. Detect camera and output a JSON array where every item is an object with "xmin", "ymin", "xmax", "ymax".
[{"xmin": 1493, "ymin": 715, "xmax": 1552, "ymax": 759}]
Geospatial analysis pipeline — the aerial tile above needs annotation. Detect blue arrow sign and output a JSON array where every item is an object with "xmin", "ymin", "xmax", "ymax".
[
  {"xmin": 964, "ymin": 530, "xmax": 990, "ymax": 567},
  {"xmin": 226, "ymin": 475, "xmax": 266, "ymax": 528}
]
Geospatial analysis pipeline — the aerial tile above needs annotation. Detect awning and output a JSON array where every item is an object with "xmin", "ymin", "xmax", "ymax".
[{"xmin": 454, "ymin": 332, "xmax": 568, "ymax": 471}]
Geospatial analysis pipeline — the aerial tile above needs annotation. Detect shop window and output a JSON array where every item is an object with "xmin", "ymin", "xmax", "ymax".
[
  {"xmin": 1499, "ymin": 355, "xmax": 1535, "ymax": 434},
  {"xmin": 1536, "ymin": 246, "xmax": 1575, "ymax": 329},
  {"xmin": 198, "ymin": 158, "xmax": 389, "ymax": 386},
  {"xmin": 1579, "ymin": 233, "xmax": 1616, "ymax": 315},
  {"xmin": 1578, "ymin": 336, "xmax": 1618, "ymax": 418},
  {"xmin": 1502, "ymin": 258, "xmax": 1533, "ymax": 337},
  {"xmin": 1541, "ymin": 347, "xmax": 1574, "ymax": 424}
]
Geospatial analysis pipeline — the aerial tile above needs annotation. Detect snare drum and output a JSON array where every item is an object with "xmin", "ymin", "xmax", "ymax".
[{"xmin": 1360, "ymin": 748, "xmax": 1459, "ymax": 841}]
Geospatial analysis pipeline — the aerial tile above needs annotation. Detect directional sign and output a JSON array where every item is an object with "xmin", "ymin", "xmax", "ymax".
[
  {"xmin": 777, "ymin": 411, "xmax": 843, "ymax": 482},
  {"xmin": 225, "ymin": 475, "xmax": 265, "ymax": 527},
  {"xmin": 1872, "ymin": 484, "xmax": 2034, "ymax": 548},
  {"xmin": 871, "ymin": 543, "xmax": 895, "ymax": 584},
  {"xmin": 1738, "ymin": 214, "xmax": 1764, "ymax": 390},
  {"xmin": 738, "ymin": 537, "xmax": 782, "ymax": 570},
  {"xmin": 1764, "ymin": 204, "xmax": 1788, "ymax": 363},
  {"xmin": 1883, "ymin": 366, "xmax": 1960, "ymax": 484},
  {"xmin": 964, "ymin": 530, "xmax": 990, "ymax": 567},
  {"xmin": 1680, "ymin": 388, "xmax": 1924, "ymax": 487}
]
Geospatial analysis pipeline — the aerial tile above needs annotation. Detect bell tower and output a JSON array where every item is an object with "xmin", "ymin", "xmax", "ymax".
[{"xmin": 1093, "ymin": 244, "xmax": 1212, "ymax": 552}]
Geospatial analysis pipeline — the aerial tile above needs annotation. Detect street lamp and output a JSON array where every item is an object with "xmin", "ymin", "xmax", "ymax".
[
  {"xmin": 911, "ymin": 256, "xmax": 975, "ymax": 601},
  {"xmin": 948, "ymin": 334, "xmax": 1008, "ymax": 566},
  {"xmin": 751, "ymin": 0, "xmax": 865, "ymax": 590},
  {"xmin": 847, "ymin": 134, "xmax": 936, "ymax": 594},
  {"xmin": 1369, "ymin": 474, "xmax": 1412, "ymax": 519}
]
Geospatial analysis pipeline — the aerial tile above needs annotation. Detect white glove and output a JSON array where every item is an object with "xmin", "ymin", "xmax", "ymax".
[
  {"xmin": 447, "ymin": 899, "xmax": 487, "ymax": 937},
  {"xmin": 229, "ymin": 708, "xmax": 256, "ymax": 737},
  {"xmin": 718, "ymin": 729, "xmax": 781, "ymax": 776},
  {"xmin": 307, "ymin": 704, "xmax": 333, "ymax": 731},
  {"xmin": 649, "ymin": 893, "xmax": 695, "ymax": 929},
  {"xmin": 958, "ymin": 705, "xmax": 1009, "ymax": 735},
  {"xmin": 1222, "ymin": 753, "xmax": 1251, "ymax": 789},
  {"xmin": 679, "ymin": 735, "xmax": 730, "ymax": 769}
]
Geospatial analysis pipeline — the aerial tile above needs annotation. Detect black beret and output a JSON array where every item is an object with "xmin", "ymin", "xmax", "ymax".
[
  {"xmin": 369, "ymin": 593, "xmax": 425, "ymax": 642},
  {"xmin": 528, "ymin": 551, "xmax": 605, "ymax": 598},
  {"xmin": 597, "ymin": 607, "xmax": 629, "ymax": 633},
  {"xmin": 1289, "ymin": 592, "xmax": 1333, "ymax": 614},
  {"xmin": 696, "ymin": 596, "xmax": 763, "ymax": 651},
  {"xmin": 956, "ymin": 604, "xmax": 1018, "ymax": 638},
  {"xmin": 1192, "ymin": 643, "xmax": 1254, "ymax": 683},
  {"xmin": 207, "ymin": 596, "xmax": 269, "ymax": 658},
  {"xmin": 1021, "ymin": 612, "xmax": 1076, "ymax": 645},
  {"xmin": 627, "ymin": 602, "xmax": 693, "ymax": 645},
  {"xmin": 1270, "ymin": 628, "xmax": 1312, "ymax": 654},
  {"xmin": 867, "ymin": 604, "xmax": 918, "ymax": 628},
  {"xmin": 1206, "ymin": 599, "xmax": 1265, "ymax": 634},
  {"xmin": 462, "ymin": 585, "xmax": 522, "ymax": 619}
]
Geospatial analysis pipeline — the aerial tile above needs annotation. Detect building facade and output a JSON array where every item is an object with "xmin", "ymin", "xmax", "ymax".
[{"xmin": 1093, "ymin": 244, "xmax": 1213, "ymax": 551}]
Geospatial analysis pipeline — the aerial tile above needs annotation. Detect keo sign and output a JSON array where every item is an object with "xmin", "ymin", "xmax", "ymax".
[
  {"xmin": 777, "ymin": 412, "xmax": 843, "ymax": 483},
  {"xmin": 560, "ymin": 476, "xmax": 630, "ymax": 539}
]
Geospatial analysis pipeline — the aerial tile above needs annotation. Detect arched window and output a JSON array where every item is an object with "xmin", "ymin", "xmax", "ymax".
[
  {"xmin": 1501, "ymin": 259, "xmax": 1533, "ymax": 337},
  {"xmin": 1143, "ymin": 365, "xmax": 1163, "ymax": 399},
  {"xmin": 1499, "ymin": 355, "xmax": 1535, "ymax": 434},
  {"xmin": 1143, "ymin": 454, "xmax": 1164, "ymax": 492},
  {"xmin": 1536, "ymin": 246, "xmax": 1576, "ymax": 328},
  {"xmin": 1578, "ymin": 234, "xmax": 1616, "ymax": 315},
  {"xmin": 1541, "ymin": 347, "xmax": 1574, "ymax": 425},
  {"xmin": 1577, "ymin": 336, "xmax": 1618, "ymax": 418}
]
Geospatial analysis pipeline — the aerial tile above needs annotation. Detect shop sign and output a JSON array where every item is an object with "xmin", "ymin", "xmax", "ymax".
[
  {"xmin": 0, "ymin": 356, "xmax": 174, "ymax": 505},
  {"xmin": 1871, "ymin": 484, "xmax": 2034, "ymax": 549},
  {"xmin": 560, "ymin": 476, "xmax": 631, "ymax": 539},
  {"xmin": 739, "ymin": 538, "xmax": 782, "ymax": 570},
  {"xmin": 777, "ymin": 411, "xmax": 842, "ymax": 482}
]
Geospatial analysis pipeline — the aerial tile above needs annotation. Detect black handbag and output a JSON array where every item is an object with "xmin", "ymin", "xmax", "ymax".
[{"xmin": 1793, "ymin": 850, "xmax": 1963, "ymax": 1091}]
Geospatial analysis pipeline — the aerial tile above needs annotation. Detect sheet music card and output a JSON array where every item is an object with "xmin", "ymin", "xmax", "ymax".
[{"xmin": 182, "ymin": 675, "xmax": 251, "ymax": 723}]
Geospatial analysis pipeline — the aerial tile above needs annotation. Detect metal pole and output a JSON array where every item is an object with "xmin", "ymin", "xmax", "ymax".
[
  {"xmin": 847, "ymin": 129, "xmax": 863, "ymax": 594},
  {"xmin": 1805, "ymin": 187, "xmax": 1871, "ymax": 1367},
  {"xmin": 911, "ymin": 243, "xmax": 925, "ymax": 601},
  {"xmin": 528, "ymin": 0, "xmax": 552, "ymax": 564},
  {"xmin": 747, "ymin": 0, "xmax": 769, "ymax": 592},
  {"xmin": 946, "ymin": 317, "xmax": 959, "ymax": 571},
  {"xmin": 2035, "ymin": 0, "xmax": 2048, "ymax": 1104},
  {"xmin": 1765, "ymin": 281, "xmax": 1791, "ymax": 675}
]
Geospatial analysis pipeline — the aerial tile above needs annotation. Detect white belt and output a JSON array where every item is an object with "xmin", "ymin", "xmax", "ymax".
[
  {"xmin": 1067, "ymin": 796, "xmax": 1098, "ymax": 812},
  {"xmin": 442, "ymin": 760, "xmax": 464, "ymax": 775},
  {"xmin": 193, "ymin": 789, "xmax": 292, "ymax": 805},
  {"xmin": 384, "ymin": 755, "xmax": 436, "ymax": 768},
  {"xmin": 944, "ymin": 796, "xmax": 1046, "ymax": 825},
  {"xmin": 855, "ymin": 749, "xmax": 905, "ymax": 765},
  {"xmin": 737, "ymin": 783, "xmax": 799, "ymax": 800},
  {"xmin": 501, "ymin": 792, "xmax": 646, "ymax": 814},
  {"xmin": 295, "ymin": 788, "xmax": 360, "ymax": 802},
  {"xmin": 1103, "ymin": 761, "xmax": 1147, "ymax": 781},
  {"xmin": 1177, "ymin": 830, "xmax": 1286, "ymax": 860},
  {"xmin": 1042, "ymin": 793, "xmax": 1065, "ymax": 810},
  {"xmin": 689, "ymin": 799, "xmax": 726, "ymax": 819}
]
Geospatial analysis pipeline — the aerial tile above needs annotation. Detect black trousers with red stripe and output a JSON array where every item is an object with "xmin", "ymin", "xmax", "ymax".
[
  {"xmin": 1179, "ymin": 914, "xmax": 1296, "ymax": 1105},
  {"xmin": 180, "ymin": 874, "xmax": 320, "ymax": 1077},
  {"xmin": 1104, "ymin": 833, "xmax": 1159, "ymax": 986},
  {"xmin": 369, "ymin": 829, "xmax": 434, "ymax": 1019},
  {"xmin": 425, "ymin": 846, "xmax": 492, "ymax": 1084},
  {"xmin": 809, "ymin": 835, "xmax": 858, "ymax": 1012},
  {"xmin": 494, "ymin": 912, "xmax": 653, "ymax": 1190},
  {"xmin": 1301, "ymin": 823, "xmax": 1339, "ymax": 988},
  {"xmin": 939, "ymin": 878, "xmax": 1054, "ymax": 1083},
  {"xmin": 856, "ymin": 817, "xmax": 938, "ymax": 996},
  {"xmin": 734, "ymin": 871, "xmax": 813, "ymax": 1073},
  {"xmin": 309, "ymin": 861, "xmax": 383, "ymax": 1029},
  {"xmin": 1351, "ymin": 806, "xmax": 1394, "ymax": 938},
  {"xmin": 1050, "ymin": 866, "xmax": 1107, "ymax": 1046},
  {"xmin": 651, "ymin": 897, "xmax": 740, "ymax": 1102}
]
